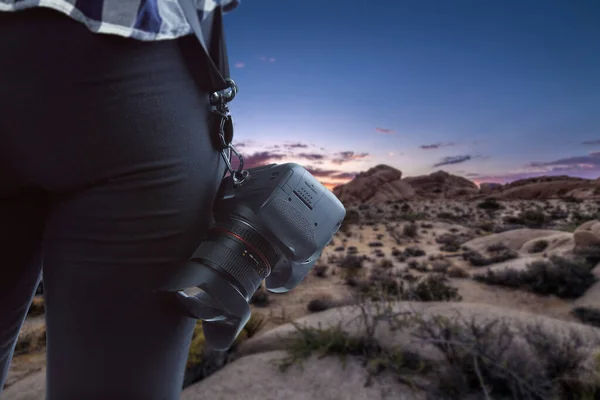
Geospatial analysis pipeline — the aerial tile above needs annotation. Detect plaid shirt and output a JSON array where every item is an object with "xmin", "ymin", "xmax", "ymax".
[{"xmin": 0, "ymin": 0, "xmax": 240, "ymax": 41}]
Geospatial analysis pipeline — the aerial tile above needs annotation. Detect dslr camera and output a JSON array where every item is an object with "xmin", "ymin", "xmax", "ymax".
[{"xmin": 162, "ymin": 163, "xmax": 345, "ymax": 350}]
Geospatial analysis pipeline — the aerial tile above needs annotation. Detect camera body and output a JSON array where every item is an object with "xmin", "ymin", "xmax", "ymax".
[{"xmin": 169, "ymin": 163, "xmax": 345, "ymax": 350}]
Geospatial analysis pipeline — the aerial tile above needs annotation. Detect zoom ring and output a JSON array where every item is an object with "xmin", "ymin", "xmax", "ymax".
[
  {"xmin": 212, "ymin": 219, "xmax": 279, "ymax": 277},
  {"xmin": 197, "ymin": 240, "xmax": 262, "ymax": 297}
]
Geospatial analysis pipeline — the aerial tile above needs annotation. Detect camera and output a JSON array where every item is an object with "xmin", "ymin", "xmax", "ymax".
[{"xmin": 161, "ymin": 163, "xmax": 345, "ymax": 350}]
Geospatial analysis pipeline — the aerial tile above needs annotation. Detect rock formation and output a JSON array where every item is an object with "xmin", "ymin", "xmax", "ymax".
[
  {"xmin": 332, "ymin": 165, "xmax": 415, "ymax": 205},
  {"xmin": 402, "ymin": 170, "xmax": 479, "ymax": 199}
]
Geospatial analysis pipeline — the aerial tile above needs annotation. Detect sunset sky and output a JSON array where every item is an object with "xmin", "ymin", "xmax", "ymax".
[{"xmin": 223, "ymin": 0, "xmax": 600, "ymax": 189}]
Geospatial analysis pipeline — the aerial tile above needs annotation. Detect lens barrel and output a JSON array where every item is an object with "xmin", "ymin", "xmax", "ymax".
[{"xmin": 192, "ymin": 218, "xmax": 279, "ymax": 298}]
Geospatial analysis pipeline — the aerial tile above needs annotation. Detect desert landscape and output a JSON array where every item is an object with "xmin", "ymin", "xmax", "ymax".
[{"xmin": 3, "ymin": 165, "xmax": 600, "ymax": 400}]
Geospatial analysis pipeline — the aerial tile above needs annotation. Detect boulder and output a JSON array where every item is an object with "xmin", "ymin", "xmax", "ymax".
[
  {"xmin": 181, "ymin": 351, "xmax": 424, "ymax": 400},
  {"xmin": 332, "ymin": 165, "xmax": 415, "ymax": 205},
  {"xmin": 402, "ymin": 170, "xmax": 479, "ymax": 199}
]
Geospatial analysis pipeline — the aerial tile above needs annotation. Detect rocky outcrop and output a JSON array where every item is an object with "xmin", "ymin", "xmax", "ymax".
[
  {"xmin": 332, "ymin": 165, "xmax": 415, "ymax": 205},
  {"xmin": 333, "ymin": 165, "xmax": 600, "ymax": 204},
  {"xmin": 573, "ymin": 220, "xmax": 600, "ymax": 250},
  {"xmin": 402, "ymin": 170, "xmax": 479, "ymax": 199},
  {"xmin": 492, "ymin": 177, "xmax": 600, "ymax": 200}
]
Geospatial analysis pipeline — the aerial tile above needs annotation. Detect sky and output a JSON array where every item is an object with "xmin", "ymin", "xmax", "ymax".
[{"xmin": 222, "ymin": 0, "xmax": 600, "ymax": 189}]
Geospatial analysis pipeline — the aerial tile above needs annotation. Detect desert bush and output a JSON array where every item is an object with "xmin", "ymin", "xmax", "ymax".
[
  {"xmin": 338, "ymin": 255, "xmax": 364, "ymax": 269},
  {"xmin": 474, "ymin": 255, "xmax": 597, "ymax": 298},
  {"xmin": 572, "ymin": 306, "xmax": 600, "ymax": 328},
  {"xmin": 377, "ymin": 259, "xmax": 394, "ymax": 269},
  {"xmin": 504, "ymin": 209, "xmax": 547, "ymax": 228},
  {"xmin": 184, "ymin": 313, "xmax": 266, "ymax": 387},
  {"xmin": 307, "ymin": 294, "xmax": 336, "ymax": 312},
  {"xmin": 413, "ymin": 314, "xmax": 600, "ymax": 400},
  {"xmin": 462, "ymin": 244, "xmax": 518, "ymax": 267},
  {"xmin": 476, "ymin": 221, "xmax": 496, "ymax": 232},
  {"xmin": 368, "ymin": 241, "xmax": 384, "ymax": 247},
  {"xmin": 575, "ymin": 245, "xmax": 600, "ymax": 265},
  {"xmin": 436, "ymin": 233, "xmax": 462, "ymax": 252},
  {"xmin": 312, "ymin": 263, "xmax": 328, "ymax": 278},
  {"xmin": 334, "ymin": 246, "xmax": 345, "ymax": 252},
  {"xmin": 281, "ymin": 299, "xmax": 600, "ymax": 399},
  {"xmin": 403, "ymin": 246, "xmax": 426, "ymax": 257},
  {"xmin": 529, "ymin": 239, "xmax": 549, "ymax": 254},
  {"xmin": 438, "ymin": 211, "xmax": 458, "ymax": 220},
  {"xmin": 403, "ymin": 222, "xmax": 418, "ymax": 237},
  {"xmin": 572, "ymin": 211, "xmax": 600, "ymax": 225},
  {"xmin": 400, "ymin": 274, "xmax": 462, "ymax": 302},
  {"xmin": 477, "ymin": 198, "xmax": 503, "ymax": 211},
  {"xmin": 430, "ymin": 258, "xmax": 452, "ymax": 273}
]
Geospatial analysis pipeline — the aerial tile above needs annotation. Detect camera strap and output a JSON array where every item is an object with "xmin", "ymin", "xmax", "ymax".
[{"xmin": 178, "ymin": 0, "xmax": 249, "ymax": 186}]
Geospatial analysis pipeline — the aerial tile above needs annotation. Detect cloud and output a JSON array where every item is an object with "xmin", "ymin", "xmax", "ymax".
[
  {"xmin": 582, "ymin": 139, "xmax": 600, "ymax": 145},
  {"xmin": 375, "ymin": 127, "xmax": 395, "ymax": 134},
  {"xmin": 304, "ymin": 167, "xmax": 358, "ymax": 181},
  {"xmin": 433, "ymin": 155, "xmax": 472, "ymax": 167},
  {"xmin": 258, "ymin": 56, "xmax": 276, "ymax": 63},
  {"xmin": 420, "ymin": 142, "xmax": 456, "ymax": 150},
  {"xmin": 468, "ymin": 151, "xmax": 600, "ymax": 183},
  {"xmin": 526, "ymin": 151, "xmax": 600, "ymax": 169},
  {"xmin": 331, "ymin": 151, "xmax": 370, "ymax": 165},
  {"xmin": 297, "ymin": 153, "xmax": 326, "ymax": 161},
  {"xmin": 283, "ymin": 143, "xmax": 308, "ymax": 149},
  {"xmin": 229, "ymin": 143, "xmax": 368, "ymax": 190},
  {"xmin": 240, "ymin": 151, "xmax": 286, "ymax": 169},
  {"xmin": 234, "ymin": 62, "xmax": 245, "ymax": 68}
]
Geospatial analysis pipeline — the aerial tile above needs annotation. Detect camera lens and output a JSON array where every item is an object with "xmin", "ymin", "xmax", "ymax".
[{"xmin": 191, "ymin": 217, "xmax": 280, "ymax": 299}]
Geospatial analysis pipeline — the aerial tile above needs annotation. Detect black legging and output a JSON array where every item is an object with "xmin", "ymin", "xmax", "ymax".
[{"xmin": 0, "ymin": 7, "xmax": 225, "ymax": 399}]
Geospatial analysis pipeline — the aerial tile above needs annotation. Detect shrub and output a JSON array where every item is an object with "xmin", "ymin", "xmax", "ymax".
[
  {"xmin": 436, "ymin": 233, "xmax": 462, "ymax": 252},
  {"xmin": 281, "ymin": 300, "xmax": 600, "ymax": 400},
  {"xmin": 529, "ymin": 239, "xmax": 549, "ymax": 254},
  {"xmin": 477, "ymin": 198, "xmax": 503, "ymax": 211},
  {"xmin": 377, "ymin": 259, "xmax": 394, "ymax": 269},
  {"xmin": 368, "ymin": 241, "xmax": 384, "ymax": 247},
  {"xmin": 400, "ymin": 274, "xmax": 462, "ymax": 302},
  {"xmin": 462, "ymin": 245, "xmax": 518, "ymax": 267},
  {"xmin": 404, "ymin": 246, "xmax": 426, "ymax": 257},
  {"xmin": 307, "ymin": 294, "xmax": 336, "ymax": 312},
  {"xmin": 312, "ymin": 263, "xmax": 328, "ymax": 278},
  {"xmin": 403, "ymin": 223, "xmax": 418, "ymax": 237},
  {"xmin": 504, "ymin": 209, "xmax": 547, "ymax": 228},
  {"xmin": 572, "ymin": 306, "xmax": 600, "ymax": 328},
  {"xmin": 574, "ymin": 245, "xmax": 600, "ymax": 265},
  {"xmin": 474, "ymin": 255, "xmax": 597, "ymax": 298},
  {"xmin": 184, "ymin": 313, "xmax": 266, "ymax": 387},
  {"xmin": 338, "ymin": 255, "xmax": 364, "ymax": 269}
]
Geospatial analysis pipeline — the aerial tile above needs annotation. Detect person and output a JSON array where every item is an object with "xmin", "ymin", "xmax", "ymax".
[{"xmin": 0, "ymin": 1, "xmax": 240, "ymax": 398}]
